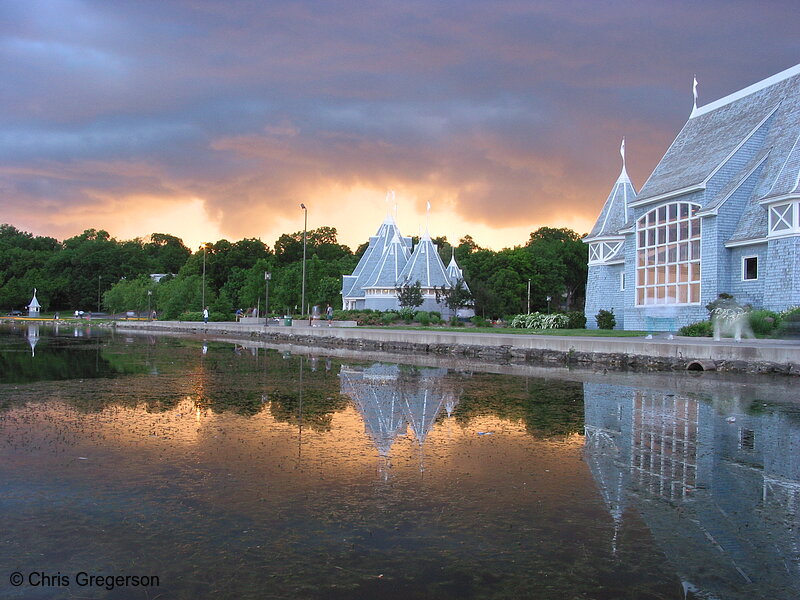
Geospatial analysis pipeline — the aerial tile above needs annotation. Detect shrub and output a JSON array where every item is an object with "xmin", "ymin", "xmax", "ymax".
[
  {"xmin": 471, "ymin": 315, "xmax": 490, "ymax": 327},
  {"xmin": 415, "ymin": 311, "xmax": 430, "ymax": 326},
  {"xmin": 397, "ymin": 307, "xmax": 415, "ymax": 323},
  {"xmin": 565, "ymin": 311, "xmax": 587, "ymax": 329},
  {"xmin": 776, "ymin": 307, "xmax": 800, "ymax": 339},
  {"xmin": 449, "ymin": 315, "xmax": 463, "ymax": 326},
  {"xmin": 595, "ymin": 309, "xmax": 616, "ymax": 330},
  {"xmin": 748, "ymin": 309, "xmax": 781, "ymax": 336},
  {"xmin": 509, "ymin": 312, "xmax": 569, "ymax": 329},
  {"xmin": 429, "ymin": 313, "xmax": 442, "ymax": 324},
  {"xmin": 381, "ymin": 312, "xmax": 399, "ymax": 325},
  {"xmin": 678, "ymin": 320, "xmax": 713, "ymax": 337}
]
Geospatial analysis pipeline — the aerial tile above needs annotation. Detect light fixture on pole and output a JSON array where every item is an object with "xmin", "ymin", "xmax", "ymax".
[
  {"xmin": 264, "ymin": 271, "xmax": 271, "ymax": 327},
  {"xmin": 201, "ymin": 244, "xmax": 207, "ymax": 310},
  {"xmin": 147, "ymin": 290, "xmax": 152, "ymax": 321},
  {"xmin": 546, "ymin": 295, "xmax": 552, "ymax": 314},
  {"xmin": 300, "ymin": 203, "xmax": 307, "ymax": 316},
  {"xmin": 527, "ymin": 279, "xmax": 531, "ymax": 314},
  {"xmin": 97, "ymin": 275, "xmax": 101, "ymax": 314}
]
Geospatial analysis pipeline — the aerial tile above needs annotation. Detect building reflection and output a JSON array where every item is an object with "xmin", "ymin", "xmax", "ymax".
[
  {"xmin": 339, "ymin": 363, "xmax": 460, "ymax": 477},
  {"xmin": 584, "ymin": 382, "xmax": 800, "ymax": 599}
]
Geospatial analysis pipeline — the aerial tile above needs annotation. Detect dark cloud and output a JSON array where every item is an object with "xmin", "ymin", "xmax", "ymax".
[{"xmin": 1, "ymin": 0, "xmax": 798, "ymax": 246}]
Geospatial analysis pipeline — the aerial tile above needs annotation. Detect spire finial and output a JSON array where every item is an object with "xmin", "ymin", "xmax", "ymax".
[
  {"xmin": 620, "ymin": 137, "xmax": 626, "ymax": 170},
  {"xmin": 385, "ymin": 189, "xmax": 395, "ymax": 217},
  {"xmin": 691, "ymin": 75, "xmax": 698, "ymax": 116}
]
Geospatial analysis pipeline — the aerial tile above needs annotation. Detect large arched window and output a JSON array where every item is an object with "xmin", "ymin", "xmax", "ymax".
[{"xmin": 636, "ymin": 202, "xmax": 701, "ymax": 305}]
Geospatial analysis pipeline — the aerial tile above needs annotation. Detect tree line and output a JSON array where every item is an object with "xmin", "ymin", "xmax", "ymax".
[{"xmin": 0, "ymin": 222, "xmax": 587, "ymax": 319}]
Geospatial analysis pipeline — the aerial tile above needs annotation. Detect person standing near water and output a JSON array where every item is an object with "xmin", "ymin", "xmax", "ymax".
[{"xmin": 203, "ymin": 306, "xmax": 209, "ymax": 323}]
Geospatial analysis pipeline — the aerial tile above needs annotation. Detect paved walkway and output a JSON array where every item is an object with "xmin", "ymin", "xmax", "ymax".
[{"xmin": 116, "ymin": 320, "xmax": 800, "ymax": 371}]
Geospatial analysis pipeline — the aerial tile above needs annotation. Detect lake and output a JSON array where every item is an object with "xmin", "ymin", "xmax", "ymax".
[{"xmin": 1, "ymin": 324, "xmax": 798, "ymax": 599}]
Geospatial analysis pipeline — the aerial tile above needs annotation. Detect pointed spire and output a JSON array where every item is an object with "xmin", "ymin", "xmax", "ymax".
[
  {"xmin": 618, "ymin": 137, "xmax": 630, "ymax": 183},
  {"xmin": 690, "ymin": 75, "xmax": 698, "ymax": 117}
]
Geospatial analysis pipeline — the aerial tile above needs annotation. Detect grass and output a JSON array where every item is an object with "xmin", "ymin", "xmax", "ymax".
[{"xmin": 385, "ymin": 326, "xmax": 648, "ymax": 337}]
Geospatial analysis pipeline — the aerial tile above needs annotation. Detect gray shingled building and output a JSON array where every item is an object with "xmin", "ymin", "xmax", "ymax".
[
  {"xmin": 585, "ymin": 64, "xmax": 800, "ymax": 330},
  {"xmin": 342, "ymin": 214, "xmax": 472, "ymax": 316}
]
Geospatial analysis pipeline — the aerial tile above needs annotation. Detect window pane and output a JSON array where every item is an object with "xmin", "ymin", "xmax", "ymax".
[{"xmin": 744, "ymin": 257, "xmax": 758, "ymax": 280}]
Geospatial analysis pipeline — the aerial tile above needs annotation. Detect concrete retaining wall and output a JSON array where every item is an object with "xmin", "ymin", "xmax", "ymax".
[{"xmin": 115, "ymin": 321, "xmax": 800, "ymax": 376}]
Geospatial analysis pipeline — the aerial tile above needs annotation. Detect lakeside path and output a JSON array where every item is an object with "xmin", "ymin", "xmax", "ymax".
[{"xmin": 115, "ymin": 320, "xmax": 800, "ymax": 375}]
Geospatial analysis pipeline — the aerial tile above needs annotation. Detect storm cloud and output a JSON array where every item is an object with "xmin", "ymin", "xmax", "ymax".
[{"xmin": 1, "ymin": 0, "xmax": 797, "ymax": 249}]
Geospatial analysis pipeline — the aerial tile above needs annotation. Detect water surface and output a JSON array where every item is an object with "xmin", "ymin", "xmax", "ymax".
[{"xmin": 0, "ymin": 324, "xmax": 797, "ymax": 599}]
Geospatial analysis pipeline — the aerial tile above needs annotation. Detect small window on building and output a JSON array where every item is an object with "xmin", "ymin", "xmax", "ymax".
[
  {"xmin": 743, "ymin": 256, "xmax": 758, "ymax": 281},
  {"xmin": 739, "ymin": 428, "xmax": 755, "ymax": 452},
  {"xmin": 620, "ymin": 272, "xmax": 626, "ymax": 291}
]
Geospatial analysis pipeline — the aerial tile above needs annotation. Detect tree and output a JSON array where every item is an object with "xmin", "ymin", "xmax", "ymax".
[
  {"xmin": 434, "ymin": 279, "xmax": 472, "ymax": 317},
  {"xmin": 396, "ymin": 281, "xmax": 424, "ymax": 309}
]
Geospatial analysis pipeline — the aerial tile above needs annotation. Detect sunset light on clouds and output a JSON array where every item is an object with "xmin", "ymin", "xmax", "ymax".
[{"xmin": 1, "ymin": 0, "xmax": 797, "ymax": 251}]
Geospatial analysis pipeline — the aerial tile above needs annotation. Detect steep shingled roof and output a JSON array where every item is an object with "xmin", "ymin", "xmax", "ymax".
[
  {"xmin": 637, "ymin": 65, "xmax": 800, "ymax": 203},
  {"xmin": 398, "ymin": 231, "xmax": 450, "ymax": 288},
  {"xmin": 586, "ymin": 164, "xmax": 637, "ymax": 240},
  {"xmin": 344, "ymin": 214, "xmax": 411, "ymax": 299},
  {"xmin": 362, "ymin": 231, "xmax": 411, "ymax": 289}
]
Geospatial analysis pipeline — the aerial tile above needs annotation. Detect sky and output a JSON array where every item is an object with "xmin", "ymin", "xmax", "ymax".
[{"xmin": 1, "ymin": 1, "xmax": 798, "ymax": 252}]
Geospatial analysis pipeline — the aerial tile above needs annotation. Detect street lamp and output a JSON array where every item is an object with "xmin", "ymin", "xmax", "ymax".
[
  {"xmin": 97, "ymin": 275, "xmax": 101, "ymax": 314},
  {"xmin": 527, "ymin": 279, "xmax": 531, "ymax": 314},
  {"xmin": 546, "ymin": 295, "xmax": 552, "ymax": 314},
  {"xmin": 300, "ymin": 203, "xmax": 307, "ymax": 317},
  {"xmin": 147, "ymin": 290, "xmax": 153, "ymax": 321},
  {"xmin": 201, "ymin": 244, "xmax": 207, "ymax": 310},
  {"xmin": 264, "ymin": 271, "xmax": 271, "ymax": 326}
]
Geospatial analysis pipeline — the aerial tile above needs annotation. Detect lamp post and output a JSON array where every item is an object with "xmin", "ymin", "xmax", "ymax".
[
  {"xmin": 97, "ymin": 275, "xmax": 101, "ymax": 314},
  {"xmin": 527, "ymin": 279, "xmax": 531, "ymax": 314},
  {"xmin": 546, "ymin": 295, "xmax": 552, "ymax": 314},
  {"xmin": 147, "ymin": 290, "xmax": 152, "ymax": 321},
  {"xmin": 264, "ymin": 271, "xmax": 271, "ymax": 326},
  {"xmin": 300, "ymin": 203, "xmax": 307, "ymax": 317},
  {"xmin": 201, "ymin": 244, "xmax": 207, "ymax": 310}
]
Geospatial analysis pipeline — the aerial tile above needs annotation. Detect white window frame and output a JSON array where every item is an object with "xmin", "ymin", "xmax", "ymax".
[
  {"xmin": 741, "ymin": 255, "xmax": 758, "ymax": 281},
  {"xmin": 635, "ymin": 201, "xmax": 702, "ymax": 306},
  {"xmin": 768, "ymin": 201, "xmax": 800, "ymax": 236},
  {"xmin": 588, "ymin": 240, "xmax": 623, "ymax": 264},
  {"xmin": 620, "ymin": 272, "xmax": 626, "ymax": 291}
]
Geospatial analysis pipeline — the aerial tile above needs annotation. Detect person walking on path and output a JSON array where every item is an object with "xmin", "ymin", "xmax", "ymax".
[
  {"xmin": 203, "ymin": 306, "xmax": 209, "ymax": 324},
  {"xmin": 326, "ymin": 304, "xmax": 334, "ymax": 326}
]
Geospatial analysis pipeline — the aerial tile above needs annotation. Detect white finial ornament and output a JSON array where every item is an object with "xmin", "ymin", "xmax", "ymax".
[
  {"xmin": 691, "ymin": 75, "xmax": 698, "ymax": 116},
  {"xmin": 620, "ymin": 138, "xmax": 626, "ymax": 168}
]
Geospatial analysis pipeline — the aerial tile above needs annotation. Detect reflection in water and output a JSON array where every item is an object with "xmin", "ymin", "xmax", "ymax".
[
  {"xmin": 584, "ymin": 383, "xmax": 800, "ymax": 600},
  {"xmin": 2, "ymin": 325, "xmax": 798, "ymax": 599},
  {"xmin": 340, "ymin": 364, "xmax": 460, "ymax": 477}
]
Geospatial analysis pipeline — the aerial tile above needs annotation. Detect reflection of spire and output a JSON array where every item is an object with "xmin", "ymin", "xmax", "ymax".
[
  {"xmin": 341, "ymin": 364, "xmax": 458, "ymax": 477},
  {"xmin": 340, "ymin": 364, "xmax": 407, "ymax": 459},
  {"xmin": 27, "ymin": 324, "xmax": 40, "ymax": 357}
]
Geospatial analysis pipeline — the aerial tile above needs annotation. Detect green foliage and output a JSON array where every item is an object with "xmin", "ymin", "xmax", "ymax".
[
  {"xmin": 381, "ymin": 312, "xmax": 399, "ymax": 325},
  {"xmin": 748, "ymin": 309, "xmax": 781, "ymax": 336},
  {"xmin": 565, "ymin": 311, "xmax": 587, "ymax": 329},
  {"xmin": 471, "ymin": 315, "xmax": 490, "ymax": 327},
  {"xmin": 509, "ymin": 312, "xmax": 569, "ymax": 329},
  {"xmin": 102, "ymin": 275, "xmax": 156, "ymax": 314},
  {"xmin": 429, "ymin": 313, "xmax": 442, "ymax": 324},
  {"xmin": 397, "ymin": 307, "xmax": 415, "ymax": 323},
  {"xmin": 678, "ymin": 320, "xmax": 713, "ymax": 337},
  {"xmin": 396, "ymin": 281, "xmax": 424, "ymax": 309},
  {"xmin": 595, "ymin": 309, "xmax": 616, "ymax": 330},
  {"xmin": 776, "ymin": 307, "xmax": 800, "ymax": 339},
  {"xmin": 415, "ymin": 311, "xmax": 431, "ymax": 326}
]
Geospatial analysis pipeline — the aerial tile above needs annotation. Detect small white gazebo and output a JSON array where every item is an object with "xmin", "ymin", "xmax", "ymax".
[{"xmin": 27, "ymin": 288, "xmax": 41, "ymax": 317}]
